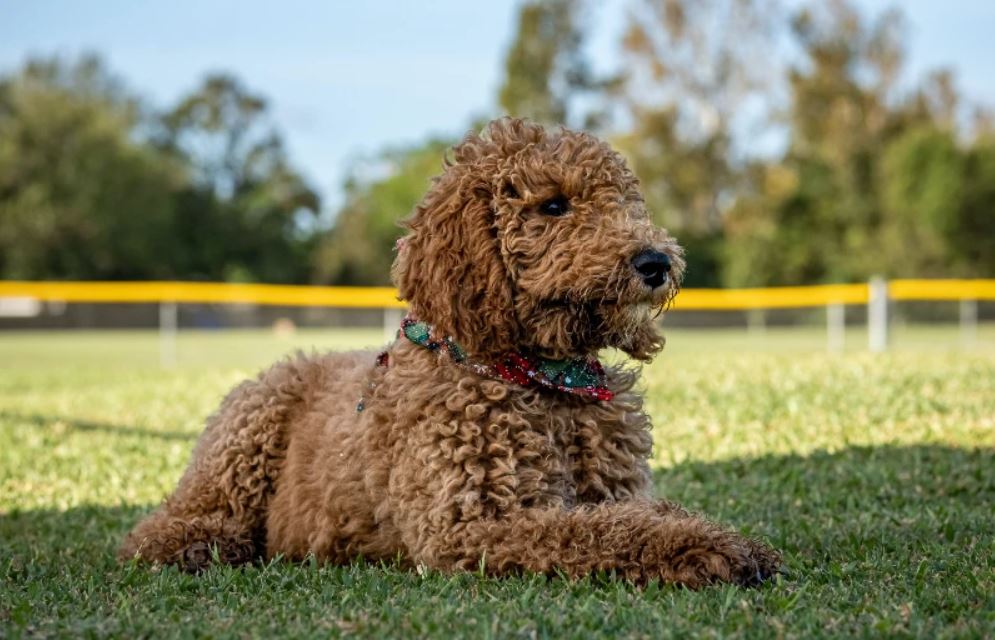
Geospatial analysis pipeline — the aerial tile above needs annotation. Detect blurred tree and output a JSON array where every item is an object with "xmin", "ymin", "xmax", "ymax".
[
  {"xmin": 620, "ymin": 0, "xmax": 779, "ymax": 158},
  {"xmin": 878, "ymin": 124, "xmax": 995, "ymax": 278},
  {"xmin": 499, "ymin": 0, "xmax": 612, "ymax": 129},
  {"xmin": 719, "ymin": 1, "xmax": 979, "ymax": 285},
  {"xmin": 614, "ymin": 0, "xmax": 780, "ymax": 285},
  {"xmin": 156, "ymin": 74, "xmax": 320, "ymax": 283},
  {"xmin": 313, "ymin": 139, "xmax": 453, "ymax": 285},
  {"xmin": 0, "ymin": 55, "xmax": 182, "ymax": 280},
  {"xmin": 879, "ymin": 126, "xmax": 965, "ymax": 275},
  {"xmin": 743, "ymin": 0, "xmax": 902, "ymax": 284},
  {"xmin": 959, "ymin": 135, "xmax": 995, "ymax": 276},
  {"xmin": 0, "ymin": 60, "xmax": 321, "ymax": 283}
]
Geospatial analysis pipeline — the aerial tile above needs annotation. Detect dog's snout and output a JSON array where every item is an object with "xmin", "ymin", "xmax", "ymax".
[{"xmin": 631, "ymin": 249, "xmax": 671, "ymax": 289}]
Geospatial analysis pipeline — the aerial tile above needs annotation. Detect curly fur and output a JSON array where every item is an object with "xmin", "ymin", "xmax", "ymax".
[{"xmin": 120, "ymin": 118, "xmax": 781, "ymax": 588}]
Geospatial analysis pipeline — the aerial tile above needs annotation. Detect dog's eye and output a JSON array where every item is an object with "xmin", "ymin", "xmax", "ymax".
[{"xmin": 539, "ymin": 196, "xmax": 570, "ymax": 216}]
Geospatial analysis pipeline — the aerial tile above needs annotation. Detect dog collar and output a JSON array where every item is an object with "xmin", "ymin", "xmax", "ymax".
[{"xmin": 395, "ymin": 316, "xmax": 614, "ymax": 402}]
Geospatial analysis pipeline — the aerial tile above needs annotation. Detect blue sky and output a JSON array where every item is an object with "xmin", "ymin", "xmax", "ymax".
[{"xmin": 2, "ymin": 1, "xmax": 993, "ymax": 212}]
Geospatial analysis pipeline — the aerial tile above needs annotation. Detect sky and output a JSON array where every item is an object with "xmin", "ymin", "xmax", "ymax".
[{"xmin": 2, "ymin": 1, "xmax": 993, "ymax": 212}]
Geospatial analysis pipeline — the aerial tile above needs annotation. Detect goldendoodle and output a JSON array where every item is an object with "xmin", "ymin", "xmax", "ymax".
[{"xmin": 120, "ymin": 118, "xmax": 781, "ymax": 587}]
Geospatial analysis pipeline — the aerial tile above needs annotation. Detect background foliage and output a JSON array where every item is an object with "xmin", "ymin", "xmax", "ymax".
[{"xmin": 1, "ymin": 0, "xmax": 992, "ymax": 287}]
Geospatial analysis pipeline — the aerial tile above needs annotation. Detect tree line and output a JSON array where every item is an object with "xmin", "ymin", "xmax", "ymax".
[
  {"xmin": 2, "ymin": 0, "xmax": 993, "ymax": 287},
  {"xmin": 0, "ymin": 58, "xmax": 319, "ymax": 284}
]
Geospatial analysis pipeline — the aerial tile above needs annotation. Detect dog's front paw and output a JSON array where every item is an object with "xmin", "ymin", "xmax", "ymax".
[
  {"xmin": 178, "ymin": 538, "xmax": 257, "ymax": 572},
  {"xmin": 661, "ymin": 534, "xmax": 782, "ymax": 589},
  {"xmin": 731, "ymin": 538, "xmax": 782, "ymax": 587},
  {"xmin": 219, "ymin": 537, "xmax": 257, "ymax": 566},
  {"xmin": 181, "ymin": 541, "xmax": 213, "ymax": 573}
]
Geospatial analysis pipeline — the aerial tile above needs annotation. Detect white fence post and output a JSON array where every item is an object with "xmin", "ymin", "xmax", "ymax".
[
  {"xmin": 868, "ymin": 277, "xmax": 889, "ymax": 353},
  {"xmin": 747, "ymin": 309, "xmax": 766, "ymax": 336},
  {"xmin": 383, "ymin": 307, "xmax": 404, "ymax": 344},
  {"xmin": 159, "ymin": 301, "xmax": 178, "ymax": 368},
  {"xmin": 960, "ymin": 299, "xmax": 978, "ymax": 348},
  {"xmin": 827, "ymin": 302, "xmax": 845, "ymax": 352}
]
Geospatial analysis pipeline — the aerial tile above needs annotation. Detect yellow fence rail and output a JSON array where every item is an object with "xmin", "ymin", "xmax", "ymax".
[
  {"xmin": 0, "ymin": 281, "xmax": 406, "ymax": 309},
  {"xmin": 2, "ymin": 278, "xmax": 990, "ymax": 361},
  {"xmin": 887, "ymin": 279, "xmax": 995, "ymax": 302},
  {"xmin": 1, "ymin": 279, "xmax": 993, "ymax": 310},
  {"xmin": 673, "ymin": 284, "xmax": 870, "ymax": 310}
]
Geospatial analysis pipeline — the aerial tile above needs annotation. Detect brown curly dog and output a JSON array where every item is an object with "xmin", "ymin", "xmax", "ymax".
[{"xmin": 120, "ymin": 118, "xmax": 781, "ymax": 587}]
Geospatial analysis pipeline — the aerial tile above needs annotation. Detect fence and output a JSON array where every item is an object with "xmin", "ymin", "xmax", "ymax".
[{"xmin": 2, "ymin": 278, "xmax": 993, "ymax": 365}]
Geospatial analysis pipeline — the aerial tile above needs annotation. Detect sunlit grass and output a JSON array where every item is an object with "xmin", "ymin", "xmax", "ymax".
[{"xmin": 1, "ymin": 327, "xmax": 993, "ymax": 638}]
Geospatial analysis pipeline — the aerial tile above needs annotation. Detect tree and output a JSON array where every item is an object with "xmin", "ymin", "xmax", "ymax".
[
  {"xmin": 613, "ymin": 0, "xmax": 780, "ymax": 285},
  {"xmin": 879, "ymin": 126, "xmax": 965, "ymax": 275},
  {"xmin": 723, "ymin": 1, "xmax": 937, "ymax": 285},
  {"xmin": 0, "ymin": 55, "xmax": 182, "ymax": 280},
  {"xmin": 156, "ymin": 75, "xmax": 320, "ymax": 283},
  {"xmin": 0, "ymin": 59, "xmax": 322, "ymax": 284},
  {"xmin": 621, "ymin": 0, "xmax": 779, "ymax": 153},
  {"xmin": 959, "ymin": 136, "xmax": 995, "ymax": 276},
  {"xmin": 878, "ymin": 124, "xmax": 995, "ymax": 278},
  {"xmin": 498, "ymin": 0, "xmax": 610, "ymax": 129},
  {"xmin": 313, "ymin": 138, "xmax": 454, "ymax": 285}
]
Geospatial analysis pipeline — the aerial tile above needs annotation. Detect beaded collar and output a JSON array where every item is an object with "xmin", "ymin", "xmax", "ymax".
[{"xmin": 357, "ymin": 316, "xmax": 614, "ymax": 411}]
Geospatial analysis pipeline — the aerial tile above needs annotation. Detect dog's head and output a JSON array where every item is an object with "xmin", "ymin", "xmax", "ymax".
[{"xmin": 393, "ymin": 118, "xmax": 684, "ymax": 362}]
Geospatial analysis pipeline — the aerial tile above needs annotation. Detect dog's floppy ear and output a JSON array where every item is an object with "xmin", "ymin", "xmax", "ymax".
[{"xmin": 392, "ymin": 162, "xmax": 518, "ymax": 359}]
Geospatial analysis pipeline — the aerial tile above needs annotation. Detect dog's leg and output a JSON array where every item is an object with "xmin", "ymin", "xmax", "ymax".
[
  {"xmin": 117, "ymin": 509, "xmax": 258, "ymax": 572},
  {"xmin": 569, "ymin": 389, "xmax": 691, "ymax": 519},
  {"xmin": 119, "ymin": 356, "xmax": 317, "ymax": 571},
  {"xmin": 401, "ymin": 501, "xmax": 780, "ymax": 588}
]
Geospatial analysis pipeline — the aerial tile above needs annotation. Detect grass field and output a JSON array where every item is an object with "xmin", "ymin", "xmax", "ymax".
[{"xmin": 2, "ymin": 326, "xmax": 994, "ymax": 638}]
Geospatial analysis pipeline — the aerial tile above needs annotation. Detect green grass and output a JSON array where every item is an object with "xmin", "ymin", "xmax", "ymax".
[{"xmin": 2, "ymin": 327, "xmax": 994, "ymax": 638}]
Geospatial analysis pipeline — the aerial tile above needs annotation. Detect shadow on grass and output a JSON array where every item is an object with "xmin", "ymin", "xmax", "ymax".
[
  {"xmin": 652, "ymin": 444, "xmax": 994, "ymax": 578},
  {"xmin": 0, "ymin": 411, "xmax": 195, "ymax": 441},
  {"xmin": 2, "ymin": 443, "xmax": 991, "ymax": 578}
]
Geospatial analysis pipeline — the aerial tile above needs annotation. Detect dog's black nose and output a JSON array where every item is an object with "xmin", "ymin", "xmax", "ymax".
[{"xmin": 631, "ymin": 249, "xmax": 671, "ymax": 289}]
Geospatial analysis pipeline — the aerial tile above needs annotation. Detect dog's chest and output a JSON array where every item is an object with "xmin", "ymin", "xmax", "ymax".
[
  {"xmin": 372, "ymin": 347, "xmax": 652, "ymax": 521},
  {"xmin": 447, "ymin": 393, "xmax": 638, "ymax": 517}
]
